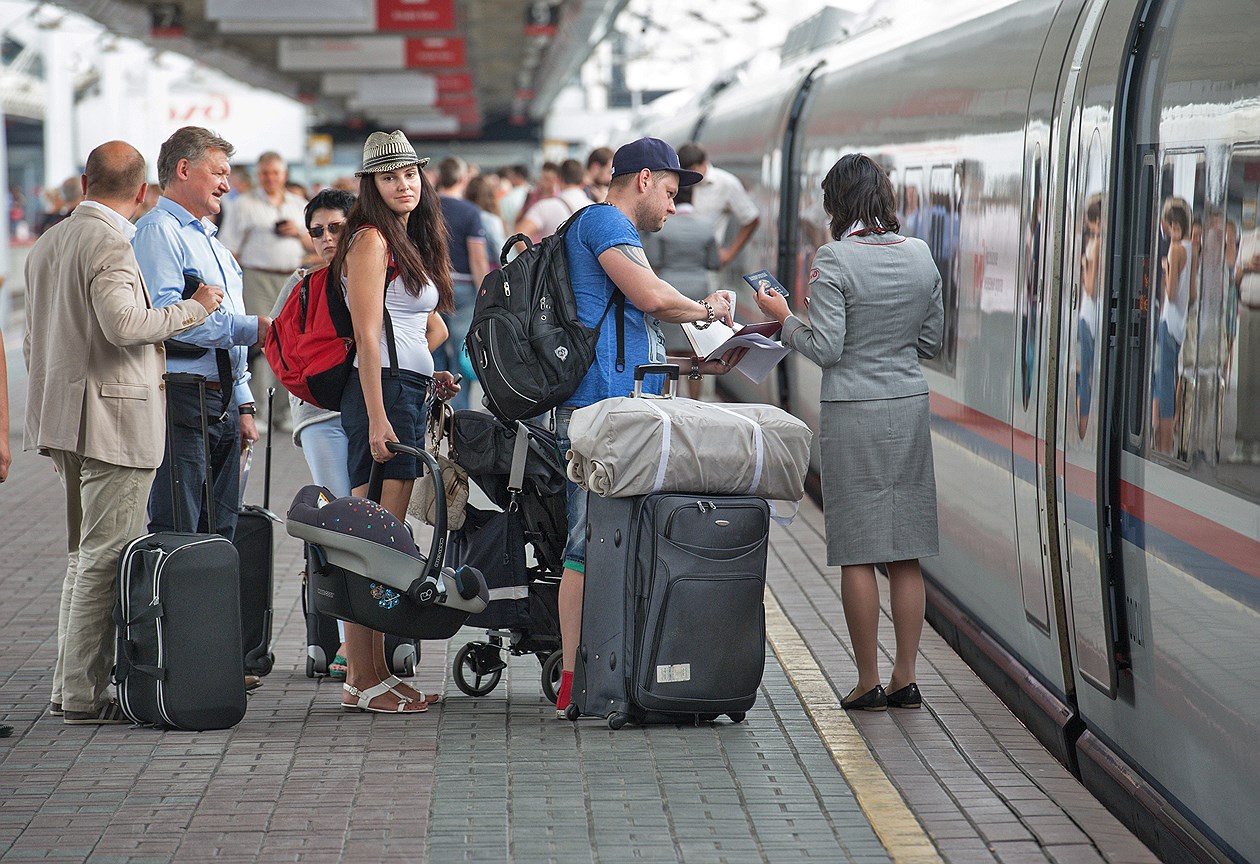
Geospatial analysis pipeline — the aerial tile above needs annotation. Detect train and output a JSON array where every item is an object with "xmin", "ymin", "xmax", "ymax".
[{"xmin": 647, "ymin": 0, "xmax": 1260, "ymax": 860}]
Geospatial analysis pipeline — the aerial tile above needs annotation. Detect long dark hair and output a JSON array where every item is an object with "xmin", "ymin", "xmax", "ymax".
[
  {"xmin": 821, "ymin": 154, "xmax": 900, "ymax": 241},
  {"xmin": 329, "ymin": 168, "xmax": 454, "ymax": 313}
]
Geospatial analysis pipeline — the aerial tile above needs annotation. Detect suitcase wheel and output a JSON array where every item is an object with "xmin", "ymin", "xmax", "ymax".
[
  {"xmin": 607, "ymin": 712, "xmax": 630, "ymax": 730},
  {"xmin": 728, "ymin": 712, "xmax": 746, "ymax": 724},
  {"xmin": 540, "ymin": 650, "xmax": 563, "ymax": 705},
  {"xmin": 250, "ymin": 653, "xmax": 274, "ymax": 677},
  {"xmin": 453, "ymin": 642, "xmax": 504, "ymax": 697},
  {"xmin": 399, "ymin": 654, "xmax": 415, "ymax": 677},
  {"xmin": 306, "ymin": 656, "xmax": 317, "ymax": 678}
]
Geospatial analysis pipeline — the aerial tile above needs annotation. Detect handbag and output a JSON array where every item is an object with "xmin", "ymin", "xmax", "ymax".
[{"xmin": 408, "ymin": 400, "xmax": 469, "ymax": 531}]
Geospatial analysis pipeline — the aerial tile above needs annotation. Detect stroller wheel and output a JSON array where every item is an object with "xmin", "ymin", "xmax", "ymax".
[
  {"xmin": 541, "ymin": 649, "xmax": 563, "ymax": 704},
  {"xmin": 453, "ymin": 642, "xmax": 504, "ymax": 697}
]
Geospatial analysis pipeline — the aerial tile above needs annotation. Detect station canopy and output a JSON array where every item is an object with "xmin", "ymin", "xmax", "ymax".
[{"xmin": 50, "ymin": 0, "xmax": 628, "ymax": 140}]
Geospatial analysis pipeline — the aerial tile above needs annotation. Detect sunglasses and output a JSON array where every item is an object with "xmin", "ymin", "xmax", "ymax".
[{"xmin": 309, "ymin": 222, "xmax": 344, "ymax": 239}]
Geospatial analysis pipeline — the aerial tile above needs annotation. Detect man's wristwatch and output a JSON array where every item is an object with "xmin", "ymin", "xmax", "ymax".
[
  {"xmin": 238, "ymin": 404, "xmax": 257, "ymax": 416},
  {"xmin": 689, "ymin": 357, "xmax": 702, "ymax": 381}
]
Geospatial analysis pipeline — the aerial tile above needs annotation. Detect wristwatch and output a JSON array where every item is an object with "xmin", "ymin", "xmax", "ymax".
[
  {"xmin": 238, "ymin": 404, "xmax": 257, "ymax": 416},
  {"xmin": 689, "ymin": 357, "xmax": 702, "ymax": 381}
]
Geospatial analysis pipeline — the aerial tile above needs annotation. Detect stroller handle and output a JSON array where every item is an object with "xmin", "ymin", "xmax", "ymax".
[{"xmin": 367, "ymin": 441, "xmax": 446, "ymax": 606}]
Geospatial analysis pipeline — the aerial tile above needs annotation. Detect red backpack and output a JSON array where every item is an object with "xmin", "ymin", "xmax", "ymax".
[{"xmin": 264, "ymin": 261, "xmax": 398, "ymax": 411}]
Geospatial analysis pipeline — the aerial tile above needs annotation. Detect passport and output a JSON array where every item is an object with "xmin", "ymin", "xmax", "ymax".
[{"xmin": 742, "ymin": 269, "xmax": 789, "ymax": 298}]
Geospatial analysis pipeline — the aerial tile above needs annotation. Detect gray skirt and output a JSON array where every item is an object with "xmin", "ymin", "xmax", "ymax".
[{"xmin": 819, "ymin": 394, "xmax": 939, "ymax": 566}]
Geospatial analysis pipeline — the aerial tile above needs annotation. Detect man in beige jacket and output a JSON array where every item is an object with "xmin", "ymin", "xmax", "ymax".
[{"xmin": 24, "ymin": 141, "xmax": 222, "ymax": 724}]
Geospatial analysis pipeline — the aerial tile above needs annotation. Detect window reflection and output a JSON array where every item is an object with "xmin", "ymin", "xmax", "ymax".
[
  {"xmin": 1077, "ymin": 192, "xmax": 1103, "ymax": 438},
  {"xmin": 1224, "ymin": 153, "xmax": 1260, "ymax": 484},
  {"xmin": 1150, "ymin": 153, "xmax": 1205, "ymax": 459},
  {"xmin": 1021, "ymin": 151, "xmax": 1043, "ymax": 409}
]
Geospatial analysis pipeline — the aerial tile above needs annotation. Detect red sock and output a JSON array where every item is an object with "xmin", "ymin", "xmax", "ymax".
[{"xmin": 556, "ymin": 670, "xmax": 573, "ymax": 710}]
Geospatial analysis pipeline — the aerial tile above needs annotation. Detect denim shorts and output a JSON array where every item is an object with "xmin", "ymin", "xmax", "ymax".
[
  {"xmin": 1154, "ymin": 320, "xmax": 1180, "ymax": 418},
  {"xmin": 340, "ymin": 369, "xmax": 432, "ymax": 489},
  {"xmin": 554, "ymin": 407, "xmax": 587, "ymax": 573}
]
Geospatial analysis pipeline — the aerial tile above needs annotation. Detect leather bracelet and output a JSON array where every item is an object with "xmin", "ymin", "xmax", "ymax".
[
  {"xmin": 238, "ymin": 404, "xmax": 257, "ymax": 416},
  {"xmin": 694, "ymin": 299, "xmax": 715, "ymax": 330}
]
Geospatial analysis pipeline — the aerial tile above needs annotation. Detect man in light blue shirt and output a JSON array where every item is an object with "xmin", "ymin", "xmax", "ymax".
[{"xmin": 132, "ymin": 126, "xmax": 270, "ymax": 540}]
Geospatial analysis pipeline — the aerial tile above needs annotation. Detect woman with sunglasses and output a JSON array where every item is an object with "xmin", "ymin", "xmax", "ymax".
[{"xmin": 270, "ymin": 188, "xmax": 360, "ymax": 677}]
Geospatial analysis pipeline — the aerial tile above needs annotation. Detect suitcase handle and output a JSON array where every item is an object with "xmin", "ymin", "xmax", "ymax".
[
  {"xmin": 633, "ymin": 364, "xmax": 679, "ymax": 399},
  {"xmin": 367, "ymin": 442, "xmax": 445, "ymax": 606}
]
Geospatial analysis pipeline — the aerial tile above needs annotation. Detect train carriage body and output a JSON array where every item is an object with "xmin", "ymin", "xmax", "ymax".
[{"xmin": 662, "ymin": 0, "xmax": 1260, "ymax": 859}]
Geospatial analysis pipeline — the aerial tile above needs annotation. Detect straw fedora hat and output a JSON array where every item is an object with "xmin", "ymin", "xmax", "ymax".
[{"xmin": 355, "ymin": 130, "xmax": 429, "ymax": 177}]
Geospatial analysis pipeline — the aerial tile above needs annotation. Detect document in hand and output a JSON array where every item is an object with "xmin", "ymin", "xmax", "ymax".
[{"xmin": 681, "ymin": 318, "xmax": 791, "ymax": 385}]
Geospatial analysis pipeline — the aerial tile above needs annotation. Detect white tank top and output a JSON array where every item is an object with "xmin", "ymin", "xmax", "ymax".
[
  {"xmin": 344, "ymin": 229, "xmax": 438, "ymax": 376},
  {"xmin": 1160, "ymin": 238, "xmax": 1191, "ymax": 344}
]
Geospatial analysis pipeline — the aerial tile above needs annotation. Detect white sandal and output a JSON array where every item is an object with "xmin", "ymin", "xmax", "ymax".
[
  {"xmin": 381, "ymin": 675, "xmax": 442, "ymax": 705},
  {"xmin": 341, "ymin": 681, "xmax": 427, "ymax": 714}
]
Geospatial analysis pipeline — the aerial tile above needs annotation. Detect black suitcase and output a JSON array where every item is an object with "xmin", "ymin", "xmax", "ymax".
[
  {"xmin": 114, "ymin": 373, "xmax": 248, "ymax": 730},
  {"xmin": 235, "ymin": 389, "xmax": 278, "ymax": 676},
  {"xmin": 570, "ymin": 491, "xmax": 770, "ymax": 729}
]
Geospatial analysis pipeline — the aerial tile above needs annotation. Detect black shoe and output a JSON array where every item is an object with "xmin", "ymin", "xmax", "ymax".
[
  {"xmin": 885, "ymin": 682, "xmax": 922, "ymax": 709},
  {"xmin": 841, "ymin": 684, "xmax": 887, "ymax": 711},
  {"xmin": 48, "ymin": 701, "xmax": 63, "ymax": 717},
  {"xmin": 64, "ymin": 701, "xmax": 128, "ymax": 725}
]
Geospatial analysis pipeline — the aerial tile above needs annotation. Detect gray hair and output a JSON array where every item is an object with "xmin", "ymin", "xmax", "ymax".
[{"xmin": 157, "ymin": 126, "xmax": 235, "ymax": 188}]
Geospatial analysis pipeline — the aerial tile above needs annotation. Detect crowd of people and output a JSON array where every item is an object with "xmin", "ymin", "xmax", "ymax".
[{"xmin": 3, "ymin": 124, "xmax": 943, "ymax": 726}]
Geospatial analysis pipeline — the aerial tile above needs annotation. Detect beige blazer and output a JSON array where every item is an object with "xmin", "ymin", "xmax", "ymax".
[{"xmin": 23, "ymin": 205, "xmax": 207, "ymax": 469}]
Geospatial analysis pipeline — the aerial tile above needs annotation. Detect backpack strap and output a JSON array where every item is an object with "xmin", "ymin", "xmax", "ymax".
[
  {"xmin": 558, "ymin": 203, "xmax": 626, "ymax": 372},
  {"xmin": 350, "ymin": 225, "xmax": 402, "ymax": 376}
]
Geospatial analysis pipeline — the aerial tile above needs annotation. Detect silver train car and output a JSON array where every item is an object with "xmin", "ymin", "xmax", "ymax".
[{"xmin": 651, "ymin": 1, "xmax": 1260, "ymax": 860}]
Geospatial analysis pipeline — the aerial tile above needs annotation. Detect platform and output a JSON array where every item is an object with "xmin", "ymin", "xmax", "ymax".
[{"xmin": 0, "ymin": 351, "xmax": 1158, "ymax": 863}]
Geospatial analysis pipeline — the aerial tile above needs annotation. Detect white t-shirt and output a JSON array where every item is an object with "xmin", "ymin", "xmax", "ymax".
[
  {"xmin": 690, "ymin": 164, "xmax": 759, "ymax": 245},
  {"xmin": 520, "ymin": 187, "xmax": 594, "ymax": 239},
  {"xmin": 1161, "ymin": 238, "xmax": 1192, "ymax": 344}
]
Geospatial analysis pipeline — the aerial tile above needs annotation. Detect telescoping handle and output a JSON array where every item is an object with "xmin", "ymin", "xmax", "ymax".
[
  {"xmin": 367, "ymin": 442, "xmax": 445, "ymax": 605},
  {"xmin": 163, "ymin": 372, "xmax": 216, "ymax": 532},
  {"xmin": 633, "ymin": 363, "xmax": 679, "ymax": 399},
  {"xmin": 263, "ymin": 387, "xmax": 275, "ymax": 510}
]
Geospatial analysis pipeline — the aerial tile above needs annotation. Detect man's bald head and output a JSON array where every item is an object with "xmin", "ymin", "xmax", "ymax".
[{"xmin": 84, "ymin": 141, "xmax": 146, "ymax": 201}]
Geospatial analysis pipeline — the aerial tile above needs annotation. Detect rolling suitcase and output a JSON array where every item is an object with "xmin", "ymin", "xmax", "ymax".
[
  {"xmin": 570, "ymin": 491, "xmax": 770, "ymax": 728},
  {"xmin": 568, "ymin": 364, "xmax": 770, "ymax": 728},
  {"xmin": 235, "ymin": 388, "xmax": 279, "ymax": 676},
  {"xmin": 114, "ymin": 372, "xmax": 248, "ymax": 731}
]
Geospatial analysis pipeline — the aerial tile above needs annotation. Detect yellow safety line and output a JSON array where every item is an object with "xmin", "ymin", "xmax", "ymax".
[{"xmin": 764, "ymin": 589, "xmax": 943, "ymax": 864}]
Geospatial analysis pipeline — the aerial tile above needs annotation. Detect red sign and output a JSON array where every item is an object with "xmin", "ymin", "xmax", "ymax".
[
  {"xmin": 435, "ymin": 72, "xmax": 473, "ymax": 93},
  {"xmin": 405, "ymin": 37, "xmax": 465, "ymax": 68},
  {"xmin": 377, "ymin": 0, "xmax": 455, "ymax": 32}
]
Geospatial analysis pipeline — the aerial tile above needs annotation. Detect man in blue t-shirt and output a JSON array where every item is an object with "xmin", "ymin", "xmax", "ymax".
[{"xmin": 553, "ymin": 137, "xmax": 742, "ymax": 717}]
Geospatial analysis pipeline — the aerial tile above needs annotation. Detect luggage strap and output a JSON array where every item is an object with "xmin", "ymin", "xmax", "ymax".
[
  {"xmin": 115, "ymin": 640, "xmax": 167, "ymax": 681},
  {"xmin": 507, "ymin": 421, "xmax": 532, "ymax": 506}
]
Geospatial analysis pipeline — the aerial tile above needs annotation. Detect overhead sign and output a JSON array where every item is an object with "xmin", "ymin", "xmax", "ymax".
[
  {"xmin": 210, "ymin": 0, "xmax": 455, "ymax": 33},
  {"xmin": 405, "ymin": 37, "xmax": 465, "ymax": 68},
  {"xmin": 322, "ymin": 72, "xmax": 437, "ymax": 105},
  {"xmin": 377, "ymin": 0, "xmax": 454, "ymax": 32},
  {"xmin": 280, "ymin": 36, "xmax": 465, "ymax": 70}
]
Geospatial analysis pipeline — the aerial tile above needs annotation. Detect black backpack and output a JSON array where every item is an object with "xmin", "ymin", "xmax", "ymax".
[{"xmin": 465, "ymin": 204, "xmax": 622, "ymax": 423}]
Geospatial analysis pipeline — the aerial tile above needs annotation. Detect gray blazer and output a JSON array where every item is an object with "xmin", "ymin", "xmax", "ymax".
[{"xmin": 783, "ymin": 232, "xmax": 943, "ymax": 401}]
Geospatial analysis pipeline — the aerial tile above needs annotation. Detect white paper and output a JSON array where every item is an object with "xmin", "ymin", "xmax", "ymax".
[{"xmin": 682, "ymin": 323, "xmax": 792, "ymax": 385}]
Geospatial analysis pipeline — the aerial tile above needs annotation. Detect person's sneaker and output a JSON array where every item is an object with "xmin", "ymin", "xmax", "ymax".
[
  {"xmin": 48, "ymin": 701, "xmax": 63, "ymax": 717},
  {"xmin": 245, "ymin": 675, "xmax": 263, "ymax": 693},
  {"xmin": 555, "ymin": 670, "xmax": 573, "ymax": 719},
  {"xmin": 63, "ymin": 701, "xmax": 128, "ymax": 725}
]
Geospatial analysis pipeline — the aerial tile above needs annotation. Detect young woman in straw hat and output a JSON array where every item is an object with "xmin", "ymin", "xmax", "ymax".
[{"xmin": 327, "ymin": 130, "xmax": 461, "ymax": 714}]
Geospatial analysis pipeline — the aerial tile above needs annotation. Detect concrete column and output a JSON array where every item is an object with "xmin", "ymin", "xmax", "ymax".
[{"xmin": 40, "ymin": 26, "xmax": 76, "ymax": 189}]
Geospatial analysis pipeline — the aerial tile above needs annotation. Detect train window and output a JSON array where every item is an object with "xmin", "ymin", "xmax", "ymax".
[
  {"xmin": 1125, "ymin": 157, "xmax": 1156, "ymax": 444},
  {"xmin": 901, "ymin": 168, "xmax": 925, "ymax": 238},
  {"xmin": 1219, "ymin": 151, "xmax": 1260, "ymax": 495},
  {"xmin": 1148, "ymin": 152, "xmax": 1205, "ymax": 460},
  {"xmin": 1021, "ymin": 148, "xmax": 1044, "ymax": 410},
  {"xmin": 925, "ymin": 164, "xmax": 961, "ymax": 371}
]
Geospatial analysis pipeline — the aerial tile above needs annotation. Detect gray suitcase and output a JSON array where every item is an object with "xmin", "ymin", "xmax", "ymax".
[{"xmin": 569, "ymin": 491, "xmax": 769, "ymax": 729}]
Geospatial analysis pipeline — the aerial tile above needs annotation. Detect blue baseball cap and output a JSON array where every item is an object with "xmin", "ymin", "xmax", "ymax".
[{"xmin": 610, "ymin": 137, "xmax": 704, "ymax": 186}]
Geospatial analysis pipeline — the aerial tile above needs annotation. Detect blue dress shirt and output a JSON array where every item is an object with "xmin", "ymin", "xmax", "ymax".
[{"xmin": 132, "ymin": 196, "xmax": 258, "ymax": 408}]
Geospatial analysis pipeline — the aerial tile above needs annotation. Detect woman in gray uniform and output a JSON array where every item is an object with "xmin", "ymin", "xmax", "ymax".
[{"xmin": 754, "ymin": 153, "xmax": 943, "ymax": 711}]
